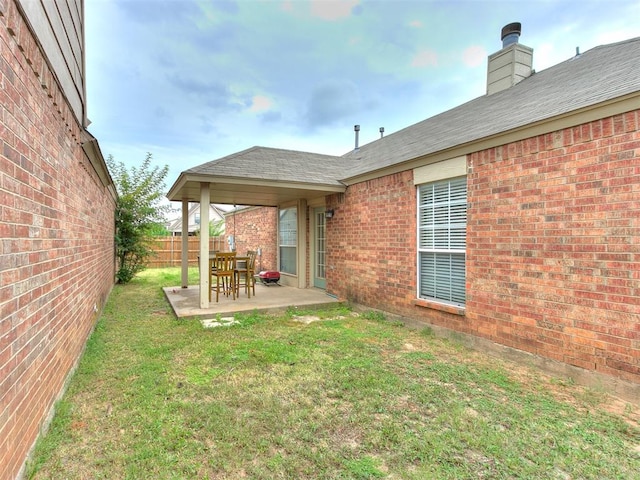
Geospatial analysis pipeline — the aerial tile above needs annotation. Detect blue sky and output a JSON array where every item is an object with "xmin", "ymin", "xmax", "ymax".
[{"xmin": 85, "ymin": 0, "xmax": 640, "ymax": 202}]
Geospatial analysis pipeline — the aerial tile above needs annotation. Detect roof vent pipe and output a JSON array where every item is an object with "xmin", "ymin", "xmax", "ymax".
[
  {"xmin": 354, "ymin": 124, "xmax": 360, "ymax": 151},
  {"xmin": 379, "ymin": 127, "xmax": 384, "ymax": 138},
  {"xmin": 501, "ymin": 22, "xmax": 521, "ymax": 48}
]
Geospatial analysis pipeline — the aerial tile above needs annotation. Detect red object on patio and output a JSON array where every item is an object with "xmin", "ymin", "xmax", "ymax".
[{"xmin": 258, "ymin": 270, "xmax": 280, "ymax": 285}]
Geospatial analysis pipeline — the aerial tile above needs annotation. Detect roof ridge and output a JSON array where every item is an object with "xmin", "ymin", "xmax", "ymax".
[{"xmin": 588, "ymin": 35, "xmax": 640, "ymax": 51}]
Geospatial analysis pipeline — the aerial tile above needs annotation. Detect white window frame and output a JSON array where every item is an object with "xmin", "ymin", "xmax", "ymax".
[{"xmin": 417, "ymin": 176, "xmax": 467, "ymax": 307}]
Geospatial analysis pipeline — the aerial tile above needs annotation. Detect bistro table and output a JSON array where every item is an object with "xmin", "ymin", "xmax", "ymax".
[{"xmin": 205, "ymin": 253, "xmax": 252, "ymax": 301}]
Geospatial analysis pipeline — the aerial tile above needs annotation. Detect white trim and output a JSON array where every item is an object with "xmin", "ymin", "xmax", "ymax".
[{"xmin": 413, "ymin": 156, "xmax": 466, "ymax": 185}]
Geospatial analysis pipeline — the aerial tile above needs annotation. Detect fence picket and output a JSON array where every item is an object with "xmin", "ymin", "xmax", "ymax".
[{"xmin": 146, "ymin": 236, "xmax": 227, "ymax": 268}]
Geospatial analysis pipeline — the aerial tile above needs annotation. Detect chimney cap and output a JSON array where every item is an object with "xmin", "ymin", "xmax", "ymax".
[{"xmin": 501, "ymin": 22, "xmax": 522, "ymax": 41}]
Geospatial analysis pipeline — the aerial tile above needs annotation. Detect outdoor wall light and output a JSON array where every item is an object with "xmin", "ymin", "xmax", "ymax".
[{"xmin": 325, "ymin": 209, "xmax": 334, "ymax": 219}]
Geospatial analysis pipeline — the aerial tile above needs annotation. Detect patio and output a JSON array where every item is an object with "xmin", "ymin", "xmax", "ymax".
[{"xmin": 163, "ymin": 282, "xmax": 340, "ymax": 318}]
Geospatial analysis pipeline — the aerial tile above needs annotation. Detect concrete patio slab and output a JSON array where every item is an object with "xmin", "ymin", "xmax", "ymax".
[{"xmin": 163, "ymin": 283, "xmax": 340, "ymax": 318}]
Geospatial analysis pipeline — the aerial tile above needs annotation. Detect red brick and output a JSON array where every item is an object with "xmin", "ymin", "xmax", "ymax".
[
  {"xmin": 463, "ymin": 111, "xmax": 640, "ymax": 385},
  {"xmin": 1, "ymin": 5, "xmax": 116, "ymax": 479}
]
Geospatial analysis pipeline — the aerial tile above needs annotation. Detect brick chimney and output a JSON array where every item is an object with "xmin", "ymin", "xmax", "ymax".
[{"xmin": 486, "ymin": 22, "xmax": 533, "ymax": 95}]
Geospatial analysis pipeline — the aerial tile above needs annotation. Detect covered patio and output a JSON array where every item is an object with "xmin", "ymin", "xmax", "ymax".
[
  {"xmin": 166, "ymin": 146, "xmax": 347, "ymax": 311},
  {"xmin": 163, "ymin": 282, "xmax": 340, "ymax": 318}
]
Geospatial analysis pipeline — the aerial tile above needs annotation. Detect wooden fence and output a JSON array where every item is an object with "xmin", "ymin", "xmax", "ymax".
[{"xmin": 146, "ymin": 236, "xmax": 227, "ymax": 268}]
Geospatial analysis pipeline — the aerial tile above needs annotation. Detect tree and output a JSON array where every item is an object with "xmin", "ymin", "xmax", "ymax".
[
  {"xmin": 107, "ymin": 153, "xmax": 170, "ymax": 283},
  {"xmin": 209, "ymin": 218, "xmax": 225, "ymax": 237},
  {"xmin": 149, "ymin": 223, "xmax": 172, "ymax": 237},
  {"xmin": 195, "ymin": 218, "xmax": 226, "ymax": 237}
]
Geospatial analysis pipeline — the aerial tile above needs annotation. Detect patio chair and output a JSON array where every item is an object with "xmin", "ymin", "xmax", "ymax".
[
  {"xmin": 236, "ymin": 250, "xmax": 257, "ymax": 298},
  {"xmin": 210, "ymin": 252, "xmax": 236, "ymax": 302}
]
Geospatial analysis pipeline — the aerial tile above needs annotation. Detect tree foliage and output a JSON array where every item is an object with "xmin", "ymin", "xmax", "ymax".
[
  {"xmin": 209, "ymin": 219, "xmax": 226, "ymax": 237},
  {"xmin": 195, "ymin": 218, "xmax": 226, "ymax": 237},
  {"xmin": 107, "ymin": 153, "xmax": 170, "ymax": 283}
]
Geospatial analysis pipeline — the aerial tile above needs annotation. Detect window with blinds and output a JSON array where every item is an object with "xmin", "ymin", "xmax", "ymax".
[
  {"xmin": 279, "ymin": 207, "xmax": 297, "ymax": 275},
  {"xmin": 417, "ymin": 177, "xmax": 467, "ymax": 306}
]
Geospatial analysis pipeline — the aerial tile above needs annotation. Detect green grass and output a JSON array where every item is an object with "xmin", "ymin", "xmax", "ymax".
[{"xmin": 27, "ymin": 268, "xmax": 640, "ymax": 479}]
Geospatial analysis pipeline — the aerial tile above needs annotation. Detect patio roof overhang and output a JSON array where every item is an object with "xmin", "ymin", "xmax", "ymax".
[
  {"xmin": 167, "ymin": 172, "xmax": 346, "ymax": 207},
  {"xmin": 166, "ymin": 146, "xmax": 349, "ymax": 207}
]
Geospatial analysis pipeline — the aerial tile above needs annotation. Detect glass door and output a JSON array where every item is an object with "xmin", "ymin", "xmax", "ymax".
[{"xmin": 313, "ymin": 207, "xmax": 326, "ymax": 289}]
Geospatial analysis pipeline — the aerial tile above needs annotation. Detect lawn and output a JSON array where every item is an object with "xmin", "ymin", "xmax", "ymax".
[{"xmin": 27, "ymin": 268, "xmax": 639, "ymax": 479}]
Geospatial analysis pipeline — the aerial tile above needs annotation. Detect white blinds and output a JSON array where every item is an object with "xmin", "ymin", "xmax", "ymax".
[
  {"xmin": 418, "ymin": 177, "xmax": 466, "ymax": 306},
  {"xmin": 419, "ymin": 252, "xmax": 466, "ymax": 305}
]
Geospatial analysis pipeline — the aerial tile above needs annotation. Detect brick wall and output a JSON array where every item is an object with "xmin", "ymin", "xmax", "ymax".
[
  {"xmin": 226, "ymin": 206, "xmax": 278, "ymax": 273},
  {"xmin": 467, "ymin": 110, "xmax": 640, "ymax": 384},
  {"xmin": 325, "ymin": 173, "xmax": 468, "ymax": 343},
  {"xmin": 326, "ymin": 172, "xmax": 422, "ymax": 311},
  {"xmin": 0, "ymin": 3, "xmax": 116, "ymax": 479},
  {"xmin": 326, "ymin": 112, "xmax": 639, "ymax": 387}
]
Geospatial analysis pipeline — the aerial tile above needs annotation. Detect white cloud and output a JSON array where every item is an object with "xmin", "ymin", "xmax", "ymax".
[
  {"xmin": 411, "ymin": 49, "xmax": 438, "ymax": 68},
  {"xmin": 250, "ymin": 95, "xmax": 274, "ymax": 112},
  {"xmin": 462, "ymin": 45, "xmax": 486, "ymax": 68}
]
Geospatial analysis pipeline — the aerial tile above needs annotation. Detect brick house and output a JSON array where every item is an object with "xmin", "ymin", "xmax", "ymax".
[
  {"xmin": 0, "ymin": 1, "xmax": 115, "ymax": 478},
  {"xmin": 223, "ymin": 206, "xmax": 279, "ymax": 273},
  {"xmin": 168, "ymin": 28, "xmax": 639, "ymax": 398}
]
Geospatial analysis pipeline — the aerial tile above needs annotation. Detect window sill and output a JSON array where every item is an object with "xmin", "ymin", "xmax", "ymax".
[{"xmin": 413, "ymin": 298, "xmax": 465, "ymax": 316}]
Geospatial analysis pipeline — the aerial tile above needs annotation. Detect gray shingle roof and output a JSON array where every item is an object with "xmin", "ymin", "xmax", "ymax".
[
  {"xmin": 341, "ymin": 37, "xmax": 640, "ymax": 179},
  {"xmin": 186, "ymin": 146, "xmax": 346, "ymax": 186}
]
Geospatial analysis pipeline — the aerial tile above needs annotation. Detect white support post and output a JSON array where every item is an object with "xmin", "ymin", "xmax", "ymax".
[
  {"xmin": 199, "ymin": 184, "xmax": 211, "ymax": 309},
  {"xmin": 181, "ymin": 199, "xmax": 189, "ymax": 288}
]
